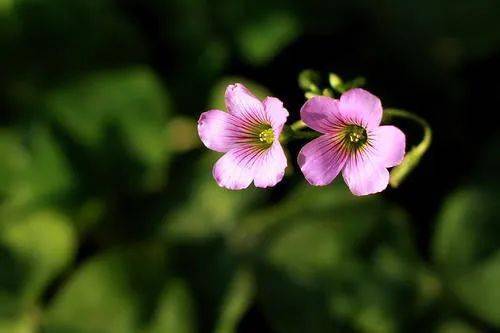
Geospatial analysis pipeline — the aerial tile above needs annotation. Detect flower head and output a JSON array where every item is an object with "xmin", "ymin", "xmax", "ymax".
[
  {"xmin": 298, "ymin": 88, "xmax": 405, "ymax": 196},
  {"xmin": 198, "ymin": 83, "xmax": 289, "ymax": 190}
]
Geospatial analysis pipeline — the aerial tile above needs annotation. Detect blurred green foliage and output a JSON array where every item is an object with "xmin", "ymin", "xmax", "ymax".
[{"xmin": 1, "ymin": 0, "xmax": 500, "ymax": 332}]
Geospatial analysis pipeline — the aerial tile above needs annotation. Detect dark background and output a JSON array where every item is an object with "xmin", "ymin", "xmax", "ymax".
[{"xmin": 1, "ymin": 0, "xmax": 499, "ymax": 332}]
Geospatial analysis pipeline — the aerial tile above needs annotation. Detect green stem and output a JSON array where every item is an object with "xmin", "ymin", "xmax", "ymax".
[
  {"xmin": 292, "ymin": 131, "xmax": 321, "ymax": 139},
  {"xmin": 290, "ymin": 120, "xmax": 307, "ymax": 131},
  {"xmin": 383, "ymin": 108, "xmax": 432, "ymax": 188},
  {"xmin": 281, "ymin": 120, "xmax": 320, "ymax": 143}
]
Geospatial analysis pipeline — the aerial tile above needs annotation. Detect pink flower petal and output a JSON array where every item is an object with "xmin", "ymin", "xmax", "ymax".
[
  {"xmin": 371, "ymin": 125, "xmax": 406, "ymax": 167},
  {"xmin": 263, "ymin": 97, "xmax": 288, "ymax": 139},
  {"xmin": 212, "ymin": 146, "xmax": 258, "ymax": 190},
  {"xmin": 300, "ymin": 96, "xmax": 343, "ymax": 133},
  {"xmin": 298, "ymin": 134, "xmax": 348, "ymax": 186},
  {"xmin": 225, "ymin": 83, "xmax": 266, "ymax": 124},
  {"xmin": 253, "ymin": 142, "xmax": 287, "ymax": 188},
  {"xmin": 198, "ymin": 110, "xmax": 238, "ymax": 152},
  {"xmin": 342, "ymin": 152, "xmax": 389, "ymax": 196},
  {"xmin": 339, "ymin": 88, "xmax": 383, "ymax": 130}
]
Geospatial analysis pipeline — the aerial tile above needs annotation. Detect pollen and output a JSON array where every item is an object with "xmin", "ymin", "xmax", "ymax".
[
  {"xmin": 348, "ymin": 131, "xmax": 364, "ymax": 143},
  {"xmin": 259, "ymin": 128, "xmax": 275, "ymax": 144},
  {"xmin": 342, "ymin": 124, "xmax": 367, "ymax": 150}
]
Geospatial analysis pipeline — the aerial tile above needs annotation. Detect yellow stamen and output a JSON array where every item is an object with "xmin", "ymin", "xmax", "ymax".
[
  {"xmin": 343, "ymin": 124, "xmax": 367, "ymax": 151},
  {"xmin": 259, "ymin": 128, "xmax": 275, "ymax": 144}
]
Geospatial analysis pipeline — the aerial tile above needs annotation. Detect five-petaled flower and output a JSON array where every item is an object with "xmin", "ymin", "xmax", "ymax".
[
  {"xmin": 198, "ymin": 83, "xmax": 289, "ymax": 190},
  {"xmin": 298, "ymin": 88, "xmax": 405, "ymax": 195}
]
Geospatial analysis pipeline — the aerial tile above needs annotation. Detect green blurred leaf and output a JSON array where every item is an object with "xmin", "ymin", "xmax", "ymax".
[
  {"xmin": 214, "ymin": 267, "xmax": 255, "ymax": 333},
  {"xmin": 436, "ymin": 320, "xmax": 480, "ymax": 333},
  {"xmin": 166, "ymin": 116, "xmax": 200, "ymax": 152},
  {"xmin": 388, "ymin": 0, "xmax": 500, "ymax": 62},
  {"xmin": 433, "ymin": 187, "xmax": 500, "ymax": 326},
  {"xmin": 433, "ymin": 189, "xmax": 498, "ymax": 273},
  {"xmin": 45, "ymin": 67, "xmax": 171, "ymax": 190},
  {"xmin": 43, "ymin": 253, "xmax": 138, "ymax": 333},
  {"xmin": 0, "ymin": 310, "xmax": 38, "ymax": 333},
  {"xmin": 146, "ymin": 279, "xmax": 197, "ymax": 333},
  {"xmin": 0, "ymin": 0, "xmax": 13, "ymax": 15},
  {"xmin": 0, "ymin": 129, "xmax": 29, "ymax": 197},
  {"xmin": 24, "ymin": 126, "xmax": 75, "ymax": 204},
  {"xmin": 453, "ymin": 251, "xmax": 500, "ymax": 327},
  {"xmin": 237, "ymin": 12, "xmax": 300, "ymax": 66},
  {"xmin": 0, "ymin": 126, "xmax": 74, "ymax": 213},
  {"xmin": 6, "ymin": 0, "xmax": 146, "ymax": 80},
  {"xmin": 0, "ymin": 210, "xmax": 76, "ymax": 304},
  {"xmin": 243, "ymin": 184, "xmax": 420, "ymax": 333},
  {"xmin": 159, "ymin": 0, "xmax": 229, "ymax": 82},
  {"xmin": 43, "ymin": 244, "xmax": 167, "ymax": 333},
  {"xmin": 164, "ymin": 153, "xmax": 263, "ymax": 241}
]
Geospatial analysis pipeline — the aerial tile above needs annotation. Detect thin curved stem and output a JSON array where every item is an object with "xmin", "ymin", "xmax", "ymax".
[{"xmin": 383, "ymin": 108, "xmax": 432, "ymax": 188}]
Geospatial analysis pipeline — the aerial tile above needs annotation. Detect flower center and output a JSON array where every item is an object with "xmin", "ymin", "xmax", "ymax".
[
  {"xmin": 342, "ymin": 124, "xmax": 367, "ymax": 151},
  {"xmin": 258, "ymin": 128, "xmax": 275, "ymax": 144}
]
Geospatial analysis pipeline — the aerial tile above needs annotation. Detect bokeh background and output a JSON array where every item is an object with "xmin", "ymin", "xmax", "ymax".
[{"xmin": 1, "ymin": 0, "xmax": 499, "ymax": 332}]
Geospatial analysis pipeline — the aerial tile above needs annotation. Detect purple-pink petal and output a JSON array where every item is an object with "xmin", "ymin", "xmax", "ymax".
[
  {"xmin": 199, "ymin": 83, "xmax": 289, "ymax": 190},
  {"xmin": 296, "ymin": 87, "xmax": 406, "ymax": 196},
  {"xmin": 213, "ymin": 143, "xmax": 287, "ymax": 190},
  {"xmin": 253, "ymin": 143, "xmax": 287, "ymax": 188},
  {"xmin": 339, "ymin": 88, "xmax": 383, "ymax": 130},
  {"xmin": 225, "ymin": 83, "xmax": 266, "ymax": 123},
  {"xmin": 212, "ymin": 146, "xmax": 257, "ymax": 190},
  {"xmin": 371, "ymin": 125, "xmax": 406, "ymax": 167},
  {"xmin": 263, "ymin": 97, "xmax": 288, "ymax": 138},
  {"xmin": 300, "ymin": 96, "xmax": 342, "ymax": 133},
  {"xmin": 342, "ymin": 152, "xmax": 390, "ymax": 196},
  {"xmin": 297, "ymin": 134, "xmax": 348, "ymax": 186},
  {"xmin": 198, "ymin": 109, "xmax": 234, "ymax": 153}
]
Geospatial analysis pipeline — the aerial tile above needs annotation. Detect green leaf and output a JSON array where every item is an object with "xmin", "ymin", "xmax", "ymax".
[
  {"xmin": 23, "ymin": 126, "xmax": 75, "ymax": 204},
  {"xmin": 0, "ymin": 0, "xmax": 13, "ymax": 15},
  {"xmin": 433, "ymin": 189, "xmax": 498, "ymax": 272},
  {"xmin": 8, "ymin": 0, "xmax": 146, "ymax": 80},
  {"xmin": 0, "ymin": 130, "xmax": 29, "ymax": 197},
  {"xmin": 436, "ymin": 320, "xmax": 480, "ymax": 333},
  {"xmin": 453, "ymin": 251, "xmax": 500, "ymax": 326},
  {"xmin": 0, "ymin": 210, "xmax": 76, "ymax": 304},
  {"xmin": 243, "ymin": 184, "xmax": 420, "ymax": 333},
  {"xmin": 164, "ymin": 153, "xmax": 263, "ymax": 241},
  {"xmin": 43, "ymin": 254, "xmax": 138, "ymax": 333},
  {"xmin": 43, "ymin": 245, "xmax": 167, "ymax": 333},
  {"xmin": 146, "ymin": 279, "xmax": 197, "ymax": 333},
  {"xmin": 237, "ymin": 12, "xmax": 300, "ymax": 66},
  {"xmin": 433, "ymin": 187, "xmax": 500, "ymax": 326},
  {"xmin": 166, "ymin": 116, "xmax": 200, "ymax": 152},
  {"xmin": 0, "ymin": 126, "xmax": 74, "ymax": 213},
  {"xmin": 214, "ymin": 267, "xmax": 255, "ymax": 333},
  {"xmin": 0, "ymin": 310, "xmax": 38, "ymax": 333},
  {"xmin": 45, "ymin": 67, "xmax": 172, "ymax": 190}
]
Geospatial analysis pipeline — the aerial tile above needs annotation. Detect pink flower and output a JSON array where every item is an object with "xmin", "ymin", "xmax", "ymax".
[
  {"xmin": 298, "ymin": 88, "xmax": 405, "ymax": 196},
  {"xmin": 198, "ymin": 83, "xmax": 289, "ymax": 190}
]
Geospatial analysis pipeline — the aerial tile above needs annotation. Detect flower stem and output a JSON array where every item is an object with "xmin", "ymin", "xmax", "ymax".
[
  {"xmin": 290, "ymin": 120, "xmax": 307, "ymax": 131},
  {"xmin": 383, "ymin": 108, "xmax": 432, "ymax": 188},
  {"xmin": 281, "ymin": 120, "xmax": 320, "ymax": 143}
]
